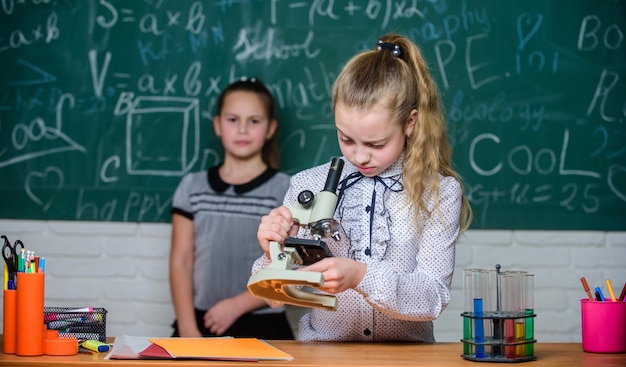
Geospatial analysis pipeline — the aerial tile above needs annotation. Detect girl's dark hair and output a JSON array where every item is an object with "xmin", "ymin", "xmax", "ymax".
[{"xmin": 215, "ymin": 78, "xmax": 280, "ymax": 169}]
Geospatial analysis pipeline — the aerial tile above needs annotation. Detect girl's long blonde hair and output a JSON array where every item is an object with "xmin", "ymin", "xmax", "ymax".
[{"xmin": 332, "ymin": 34, "xmax": 472, "ymax": 232}]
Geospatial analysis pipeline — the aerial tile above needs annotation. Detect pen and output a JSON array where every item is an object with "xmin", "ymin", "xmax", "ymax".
[
  {"xmin": 605, "ymin": 279, "xmax": 617, "ymax": 302},
  {"xmin": 619, "ymin": 283, "xmax": 626, "ymax": 302},
  {"xmin": 595, "ymin": 287, "xmax": 606, "ymax": 302},
  {"xmin": 580, "ymin": 277, "xmax": 594, "ymax": 301}
]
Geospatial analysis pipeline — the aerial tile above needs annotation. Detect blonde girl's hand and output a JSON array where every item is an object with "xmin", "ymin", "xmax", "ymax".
[
  {"xmin": 257, "ymin": 206, "xmax": 299, "ymax": 258},
  {"xmin": 301, "ymin": 257, "xmax": 367, "ymax": 294}
]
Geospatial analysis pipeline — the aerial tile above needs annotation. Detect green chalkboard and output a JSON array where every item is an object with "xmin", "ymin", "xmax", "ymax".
[{"xmin": 1, "ymin": 1, "xmax": 624, "ymax": 229}]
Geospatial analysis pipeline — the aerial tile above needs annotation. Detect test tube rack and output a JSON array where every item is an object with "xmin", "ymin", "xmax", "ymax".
[
  {"xmin": 461, "ymin": 310, "xmax": 536, "ymax": 362},
  {"xmin": 461, "ymin": 265, "xmax": 536, "ymax": 363}
]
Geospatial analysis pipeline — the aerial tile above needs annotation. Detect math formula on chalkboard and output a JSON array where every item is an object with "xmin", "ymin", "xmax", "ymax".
[{"xmin": 0, "ymin": 1, "xmax": 624, "ymax": 229}]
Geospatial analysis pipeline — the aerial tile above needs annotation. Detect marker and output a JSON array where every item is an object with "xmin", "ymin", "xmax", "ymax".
[
  {"xmin": 595, "ymin": 287, "xmax": 606, "ymax": 302},
  {"xmin": 71, "ymin": 307, "xmax": 93, "ymax": 312},
  {"xmin": 62, "ymin": 325, "xmax": 96, "ymax": 333},
  {"xmin": 580, "ymin": 277, "xmax": 594, "ymax": 301},
  {"xmin": 58, "ymin": 332, "xmax": 102, "ymax": 342},
  {"xmin": 605, "ymin": 279, "xmax": 617, "ymax": 302},
  {"xmin": 44, "ymin": 307, "xmax": 94, "ymax": 322},
  {"xmin": 47, "ymin": 317, "xmax": 88, "ymax": 329},
  {"xmin": 80, "ymin": 340, "xmax": 110, "ymax": 353},
  {"xmin": 619, "ymin": 283, "xmax": 626, "ymax": 302}
]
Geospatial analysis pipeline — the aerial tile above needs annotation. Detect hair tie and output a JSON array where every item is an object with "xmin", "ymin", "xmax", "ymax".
[
  {"xmin": 239, "ymin": 76, "xmax": 257, "ymax": 83},
  {"xmin": 377, "ymin": 40, "xmax": 401, "ymax": 57}
]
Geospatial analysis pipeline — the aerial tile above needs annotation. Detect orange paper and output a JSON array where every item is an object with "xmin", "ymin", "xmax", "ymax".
[{"xmin": 147, "ymin": 338, "xmax": 293, "ymax": 361}]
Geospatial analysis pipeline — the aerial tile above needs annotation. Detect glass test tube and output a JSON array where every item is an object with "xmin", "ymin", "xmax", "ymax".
[
  {"xmin": 501, "ymin": 273, "xmax": 516, "ymax": 359},
  {"xmin": 473, "ymin": 270, "xmax": 485, "ymax": 358},
  {"xmin": 488, "ymin": 268, "xmax": 502, "ymax": 357},
  {"xmin": 463, "ymin": 269, "xmax": 474, "ymax": 356},
  {"xmin": 480, "ymin": 269, "xmax": 494, "ymax": 357},
  {"xmin": 524, "ymin": 274, "xmax": 535, "ymax": 356},
  {"xmin": 512, "ymin": 271, "xmax": 527, "ymax": 357}
]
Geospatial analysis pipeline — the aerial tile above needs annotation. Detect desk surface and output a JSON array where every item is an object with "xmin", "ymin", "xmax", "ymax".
[{"xmin": 1, "ymin": 341, "xmax": 625, "ymax": 367}]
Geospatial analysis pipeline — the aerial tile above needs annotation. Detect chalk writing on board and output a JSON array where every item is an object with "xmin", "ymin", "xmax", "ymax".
[
  {"xmin": 113, "ymin": 94, "xmax": 199, "ymax": 176},
  {"xmin": 0, "ymin": 93, "xmax": 86, "ymax": 169},
  {"xmin": 24, "ymin": 166, "xmax": 63, "ymax": 212},
  {"xmin": 0, "ymin": 0, "xmax": 624, "ymax": 229}
]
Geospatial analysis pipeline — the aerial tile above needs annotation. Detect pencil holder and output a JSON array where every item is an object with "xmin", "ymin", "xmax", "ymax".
[
  {"xmin": 2, "ymin": 289, "xmax": 17, "ymax": 354},
  {"xmin": 581, "ymin": 299, "xmax": 626, "ymax": 353},
  {"xmin": 15, "ymin": 272, "xmax": 45, "ymax": 356},
  {"xmin": 44, "ymin": 307, "xmax": 107, "ymax": 342},
  {"xmin": 461, "ymin": 266, "xmax": 536, "ymax": 362}
]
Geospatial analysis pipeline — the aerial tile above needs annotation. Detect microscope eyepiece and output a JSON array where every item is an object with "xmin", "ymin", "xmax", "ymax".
[{"xmin": 323, "ymin": 158, "xmax": 345, "ymax": 193}]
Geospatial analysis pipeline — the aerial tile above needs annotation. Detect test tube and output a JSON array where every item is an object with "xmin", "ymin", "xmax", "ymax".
[
  {"xmin": 501, "ymin": 273, "xmax": 516, "ymax": 358},
  {"xmin": 512, "ymin": 271, "xmax": 527, "ymax": 357},
  {"xmin": 480, "ymin": 269, "xmax": 494, "ymax": 356},
  {"xmin": 473, "ymin": 270, "xmax": 485, "ymax": 358},
  {"xmin": 463, "ymin": 269, "xmax": 474, "ymax": 356},
  {"xmin": 489, "ymin": 267, "xmax": 503, "ymax": 357},
  {"xmin": 524, "ymin": 274, "xmax": 535, "ymax": 356}
]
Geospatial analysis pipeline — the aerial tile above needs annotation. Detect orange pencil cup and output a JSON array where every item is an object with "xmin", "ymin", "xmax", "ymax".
[
  {"xmin": 581, "ymin": 299, "xmax": 626, "ymax": 353},
  {"xmin": 15, "ymin": 272, "xmax": 45, "ymax": 356},
  {"xmin": 3, "ymin": 289, "xmax": 17, "ymax": 354}
]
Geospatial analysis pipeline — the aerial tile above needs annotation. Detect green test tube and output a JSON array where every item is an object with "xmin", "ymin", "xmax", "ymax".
[
  {"xmin": 463, "ymin": 269, "xmax": 474, "ymax": 356},
  {"xmin": 524, "ymin": 274, "xmax": 535, "ymax": 356}
]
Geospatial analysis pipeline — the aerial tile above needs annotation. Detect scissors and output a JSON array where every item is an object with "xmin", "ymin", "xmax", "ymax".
[{"xmin": 2, "ymin": 235, "xmax": 25, "ymax": 288}]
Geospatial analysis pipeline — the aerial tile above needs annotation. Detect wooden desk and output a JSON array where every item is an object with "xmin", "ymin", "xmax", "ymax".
[{"xmin": 0, "ymin": 340, "xmax": 624, "ymax": 366}]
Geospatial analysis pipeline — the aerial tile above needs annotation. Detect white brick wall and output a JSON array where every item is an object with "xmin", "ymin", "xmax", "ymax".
[{"xmin": 1, "ymin": 219, "xmax": 624, "ymax": 342}]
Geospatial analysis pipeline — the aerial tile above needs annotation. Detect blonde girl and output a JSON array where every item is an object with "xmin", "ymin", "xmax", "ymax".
[{"xmin": 255, "ymin": 34, "xmax": 471, "ymax": 342}]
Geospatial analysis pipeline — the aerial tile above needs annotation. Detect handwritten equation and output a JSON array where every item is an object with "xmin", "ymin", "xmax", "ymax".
[{"xmin": 0, "ymin": 0, "xmax": 624, "ymax": 228}]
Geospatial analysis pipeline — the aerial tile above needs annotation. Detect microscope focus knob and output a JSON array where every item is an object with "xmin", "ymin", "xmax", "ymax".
[{"xmin": 297, "ymin": 190, "xmax": 314, "ymax": 208}]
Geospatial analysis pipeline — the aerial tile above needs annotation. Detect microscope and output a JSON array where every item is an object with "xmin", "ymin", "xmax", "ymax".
[{"xmin": 247, "ymin": 158, "xmax": 344, "ymax": 311}]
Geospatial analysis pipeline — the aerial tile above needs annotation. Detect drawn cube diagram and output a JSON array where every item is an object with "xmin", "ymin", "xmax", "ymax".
[{"xmin": 126, "ymin": 96, "xmax": 199, "ymax": 176}]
